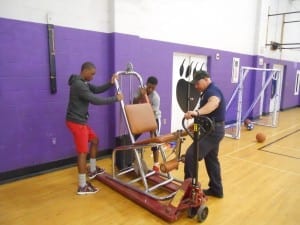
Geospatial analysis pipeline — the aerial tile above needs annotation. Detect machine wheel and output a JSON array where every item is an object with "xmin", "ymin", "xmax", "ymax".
[
  {"xmin": 197, "ymin": 205, "xmax": 208, "ymax": 222},
  {"xmin": 187, "ymin": 207, "xmax": 198, "ymax": 218}
]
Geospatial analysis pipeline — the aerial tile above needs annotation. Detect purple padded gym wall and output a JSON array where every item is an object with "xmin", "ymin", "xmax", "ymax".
[{"xmin": 0, "ymin": 18, "xmax": 299, "ymax": 176}]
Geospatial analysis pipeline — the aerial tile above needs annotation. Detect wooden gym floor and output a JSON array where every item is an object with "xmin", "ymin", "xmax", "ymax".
[{"xmin": 0, "ymin": 108, "xmax": 299, "ymax": 225}]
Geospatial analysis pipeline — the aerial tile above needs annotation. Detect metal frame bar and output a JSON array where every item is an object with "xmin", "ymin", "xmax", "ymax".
[
  {"xmin": 266, "ymin": 43, "xmax": 300, "ymax": 49},
  {"xmin": 268, "ymin": 10, "xmax": 300, "ymax": 16},
  {"xmin": 266, "ymin": 43, "xmax": 300, "ymax": 46},
  {"xmin": 279, "ymin": 47, "xmax": 300, "ymax": 50},
  {"xmin": 284, "ymin": 20, "xmax": 300, "ymax": 23},
  {"xmin": 266, "ymin": 10, "xmax": 300, "ymax": 50},
  {"xmin": 112, "ymin": 64, "xmax": 185, "ymax": 200}
]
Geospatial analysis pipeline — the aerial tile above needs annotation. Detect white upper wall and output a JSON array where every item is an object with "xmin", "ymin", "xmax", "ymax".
[
  {"xmin": 114, "ymin": 0, "xmax": 260, "ymax": 55},
  {"xmin": 0, "ymin": 0, "xmax": 113, "ymax": 32},
  {"xmin": 0, "ymin": 0, "xmax": 299, "ymax": 61}
]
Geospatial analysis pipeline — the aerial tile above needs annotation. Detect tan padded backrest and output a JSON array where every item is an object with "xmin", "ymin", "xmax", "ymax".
[{"xmin": 124, "ymin": 103, "xmax": 157, "ymax": 135}]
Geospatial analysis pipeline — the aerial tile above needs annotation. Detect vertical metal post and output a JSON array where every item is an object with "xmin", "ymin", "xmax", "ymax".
[
  {"xmin": 280, "ymin": 14, "xmax": 286, "ymax": 52},
  {"xmin": 192, "ymin": 119, "xmax": 200, "ymax": 187},
  {"xmin": 235, "ymin": 68, "xmax": 248, "ymax": 139},
  {"xmin": 265, "ymin": 7, "xmax": 270, "ymax": 47}
]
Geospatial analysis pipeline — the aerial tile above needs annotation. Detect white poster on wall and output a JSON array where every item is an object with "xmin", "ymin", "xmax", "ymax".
[
  {"xmin": 231, "ymin": 57, "xmax": 240, "ymax": 83},
  {"xmin": 171, "ymin": 53, "xmax": 207, "ymax": 131}
]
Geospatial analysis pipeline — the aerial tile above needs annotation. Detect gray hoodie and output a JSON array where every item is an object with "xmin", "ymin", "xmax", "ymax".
[{"xmin": 66, "ymin": 74, "xmax": 118, "ymax": 124}]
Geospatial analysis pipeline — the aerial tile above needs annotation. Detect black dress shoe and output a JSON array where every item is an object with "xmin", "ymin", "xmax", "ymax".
[{"xmin": 203, "ymin": 189, "xmax": 223, "ymax": 198}]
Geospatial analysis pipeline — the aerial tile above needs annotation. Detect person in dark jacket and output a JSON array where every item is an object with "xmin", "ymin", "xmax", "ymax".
[
  {"xmin": 184, "ymin": 70, "xmax": 225, "ymax": 198},
  {"xmin": 66, "ymin": 62, "xmax": 123, "ymax": 195}
]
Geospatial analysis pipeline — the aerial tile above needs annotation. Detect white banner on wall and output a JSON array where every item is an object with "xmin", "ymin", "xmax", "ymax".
[
  {"xmin": 171, "ymin": 53, "xmax": 207, "ymax": 131},
  {"xmin": 294, "ymin": 70, "xmax": 300, "ymax": 95},
  {"xmin": 231, "ymin": 57, "xmax": 240, "ymax": 83}
]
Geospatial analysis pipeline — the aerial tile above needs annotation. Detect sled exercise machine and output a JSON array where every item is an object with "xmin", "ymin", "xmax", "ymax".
[{"xmin": 96, "ymin": 65, "xmax": 214, "ymax": 222}]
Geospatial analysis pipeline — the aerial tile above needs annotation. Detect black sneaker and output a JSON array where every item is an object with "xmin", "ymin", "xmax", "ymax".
[
  {"xmin": 203, "ymin": 189, "xmax": 223, "ymax": 198},
  {"xmin": 77, "ymin": 182, "xmax": 99, "ymax": 195},
  {"xmin": 87, "ymin": 166, "xmax": 105, "ymax": 179}
]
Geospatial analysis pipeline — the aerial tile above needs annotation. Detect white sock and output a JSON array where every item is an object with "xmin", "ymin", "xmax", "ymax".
[
  {"xmin": 154, "ymin": 162, "xmax": 159, "ymax": 167},
  {"xmin": 90, "ymin": 158, "xmax": 96, "ymax": 172},
  {"xmin": 78, "ymin": 174, "xmax": 86, "ymax": 188}
]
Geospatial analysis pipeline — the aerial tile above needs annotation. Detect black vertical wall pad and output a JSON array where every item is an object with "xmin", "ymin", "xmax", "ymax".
[{"xmin": 47, "ymin": 24, "xmax": 57, "ymax": 94}]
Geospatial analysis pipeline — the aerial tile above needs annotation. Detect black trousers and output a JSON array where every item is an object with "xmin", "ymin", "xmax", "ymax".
[{"xmin": 184, "ymin": 124, "xmax": 225, "ymax": 194}]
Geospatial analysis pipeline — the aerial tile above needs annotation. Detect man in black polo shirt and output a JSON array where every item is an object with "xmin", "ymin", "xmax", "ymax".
[{"xmin": 184, "ymin": 70, "xmax": 226, "ymax": 198}]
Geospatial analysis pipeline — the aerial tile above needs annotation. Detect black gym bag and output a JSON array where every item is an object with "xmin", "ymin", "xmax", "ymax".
[{"xmin": 115, "ymin": 134, "xmax": 134, "ymax": 171}]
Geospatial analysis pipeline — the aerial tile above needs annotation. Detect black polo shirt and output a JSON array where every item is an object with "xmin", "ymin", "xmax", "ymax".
[{"xmin": 199, "ymin": 82, "xmax": 226, "ymax": 122}]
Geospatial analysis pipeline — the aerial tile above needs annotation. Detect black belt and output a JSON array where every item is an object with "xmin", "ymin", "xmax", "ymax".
[{"xmin": 215, "ymin": 121, "xmax": 225, "ymax": 126}]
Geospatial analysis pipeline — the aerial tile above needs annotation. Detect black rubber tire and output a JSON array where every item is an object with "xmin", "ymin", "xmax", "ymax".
[
  {"xmin": 197, "ymin": 205, "xmax": 208, "ymax": 222},
  {"xmin": 187, "ymin": 207, "xmax": 198, "ymax": 218}
]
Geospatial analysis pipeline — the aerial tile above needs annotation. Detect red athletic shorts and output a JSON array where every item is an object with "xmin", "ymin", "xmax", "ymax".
[{"xmin": 66, "ymin": 121, "xmax": 97, "ymax": 153}]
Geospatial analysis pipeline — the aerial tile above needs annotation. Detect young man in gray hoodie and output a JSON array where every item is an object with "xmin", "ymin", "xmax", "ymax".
[
  {"xmin": 66, "ymin": 62, "xmax": 123, "ymax": 195},
  {"xmin": 133, "ymin": 76, "xmax": 161, "ymax": 172}
]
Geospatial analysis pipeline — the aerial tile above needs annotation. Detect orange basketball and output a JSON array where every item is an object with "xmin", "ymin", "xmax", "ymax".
[{"xmin": 256, "ymin": 133, "xmax": 266, "ymax": 143}]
